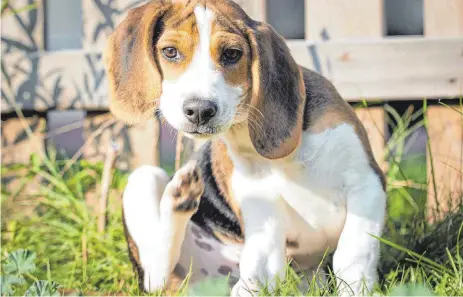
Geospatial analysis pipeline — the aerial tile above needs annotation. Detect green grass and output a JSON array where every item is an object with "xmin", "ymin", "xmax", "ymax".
[{"xmin": 1, "ymin": 103, "xmax": 463, "ymax": 296}]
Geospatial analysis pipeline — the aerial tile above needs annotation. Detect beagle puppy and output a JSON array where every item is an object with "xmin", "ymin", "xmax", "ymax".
[{"xmin": 104, "ymin": 0, "xmax": 387, "ymax": 296}]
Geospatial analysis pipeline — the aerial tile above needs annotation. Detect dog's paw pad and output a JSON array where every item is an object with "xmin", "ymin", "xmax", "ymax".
[{"xmin": 167, "ymin": 161, "xmax": 203, "ymax": 213}]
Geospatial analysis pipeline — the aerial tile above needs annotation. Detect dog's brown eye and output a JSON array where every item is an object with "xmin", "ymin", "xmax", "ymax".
[
  {"xmin": 162, "ymin": 47, "xmax": 179, "ymax": 60},
  {"xmin": 222, "ymin": 48, "xmax": 243, "ymax": 65}
]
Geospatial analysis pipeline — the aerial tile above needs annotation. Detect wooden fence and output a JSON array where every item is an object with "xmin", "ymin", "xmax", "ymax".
[{"xmin": 1, "ymin": 0, "xmax": 462, "ymax": 212}]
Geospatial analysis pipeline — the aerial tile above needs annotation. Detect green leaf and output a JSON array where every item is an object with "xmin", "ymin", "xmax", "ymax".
[
  {"xmin": 1, "ymin": 276, "xmax": 15, "ymax": 296},
  {"xmin": 1, "ymin": 275, "xmax": 25, "ymax": 296},
  {"xmin": 390, "ymin": 283, "xmax": 435, "ymax": 296},
  {"xmin": 188, "ymin": 277, "xmax": 230, "ymax": 296},
  {"xmin": 3, "ymin": 250, "xmax": 37, "ymax": 275},
  {"xmin": 25, "ymin": 280, "xmax": 61, "ymax": 296}
]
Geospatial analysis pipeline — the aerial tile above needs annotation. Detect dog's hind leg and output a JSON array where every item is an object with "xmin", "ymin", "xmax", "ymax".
[{"xmin": 122, "ymin": 161, "xmax": 204, "ymax": 293}]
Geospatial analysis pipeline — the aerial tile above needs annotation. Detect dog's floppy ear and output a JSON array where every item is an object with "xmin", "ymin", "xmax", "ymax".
[
  {"xmin": 246, "ymin": 22, "xmax": 306, "ymax": 159},
  {"xmin": 103, "ymin": 1, "xmax": 170, "ymax": 124}
]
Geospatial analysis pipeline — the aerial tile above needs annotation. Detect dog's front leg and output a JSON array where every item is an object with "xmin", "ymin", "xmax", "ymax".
[
  {"xmin": 333, "ymin": 177, "xmax": 386, "ymax": 296},
  {"xmin": 123, "ymin": 161, "xmax": 203, "ymax": 293},
  {"xmin": 231, "ymin": 179, "xmax": 287, "ymax": 297}
]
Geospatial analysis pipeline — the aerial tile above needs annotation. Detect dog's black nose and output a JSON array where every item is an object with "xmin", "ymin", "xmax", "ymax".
[{"xmin": 183, "ymin": 99, "xmax": 217, "ymax": 125}]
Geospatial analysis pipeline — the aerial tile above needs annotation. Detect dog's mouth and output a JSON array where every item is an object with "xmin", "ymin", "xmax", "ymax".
[
  {"xmin": 181, "ymin": 125, "xmax": 223, "ymax": 139},
  {"xmin": 155, "ymin": 109, "xmax": 228, "ymax": 139}
]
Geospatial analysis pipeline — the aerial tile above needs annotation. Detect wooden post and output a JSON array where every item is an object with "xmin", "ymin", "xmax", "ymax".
[
  {"xmin": 82, "ymin": 0, "xmax": 147, "ymax": 49},
  {"xmin": 305, "ymin": 0, "xmax": 384, "ymax": 41},
  {"xmin": 355, "ymin": 107, "xmax": 387, "ymax": 171},
  {"xmin": 234, "ymin": 0, "xmax": 266, "ymax": 21},
  {"xmin": 304, "ymin": 0, "xmax": 386, "ymax": 169},
  {"xmin": 424, "ymin": 0, "xmax": 463, "ymax": 37},
  {"xmin": 1, "ymin": 0, "xmax": 45, "ymax": 50},
  {"xmin": 426, "ymin": 105, "xmax": 463, "ymax": 216},
  {"xmin": 424, "ymin": 1, "xmax": 463, "ymax": 216}
]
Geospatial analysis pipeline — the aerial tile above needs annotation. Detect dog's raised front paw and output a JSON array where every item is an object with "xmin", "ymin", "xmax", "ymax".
[{"xmin": 164, "ymin": 161, "xmax": 204, "ymax": 214}]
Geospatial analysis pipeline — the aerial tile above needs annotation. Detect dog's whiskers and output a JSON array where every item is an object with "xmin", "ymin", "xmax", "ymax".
[
  {"xmin": 238, "ymin": 107, "xmax": 265, "ymax": 131},
  {"xmin": 244, "ymin": 104, "xmax": 264, "ymax": 120},
  {"xmin": 235, "ymin": 109, "xmax": 265, "ymax": 135}
]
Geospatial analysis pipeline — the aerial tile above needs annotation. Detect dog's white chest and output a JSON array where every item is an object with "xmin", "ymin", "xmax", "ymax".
[
  {"xmin": 229, "ymin": 162, "xmax": 347, "ymax": 268},
  {"xmin": 226, "ymin": 124, "xmax": 373, "ymax": 260},
  {"xmin": 281, "ymin": 176, "xmax": 347, "ymax": 244}
]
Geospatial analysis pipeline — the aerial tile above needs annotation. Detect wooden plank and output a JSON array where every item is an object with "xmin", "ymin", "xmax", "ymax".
[
  {"xmin": 1, "ymin": 0, "xmax": 44, "ymax": 52},
  {"xmin": 354, "ymin": 107, "xmax": 386, "ymax": 170},
  {"xmin": 289, "ymin": 37, "xmax": 463, "ymax": 100},
  {"xmin": 427, "ymin": 105, "xmax": 463, "ymax": 216},
  {"xmin": 1, "ymin": 1, "xmax": 45, "ymax": 112},
  {"xmin": 1, "ymin": 116, "xmax": 46, "ymax": 200},
  {"xmin": 83, "ymin": 113, "xmax": 160, "ymax": 171},
  {"xmin": 2, "ymin": 37, "xmax": 462, "ymax": 113},
  {"xmin": 82, "ymin": 0, "xmax": 148, "ymax": 49},
  {"xmin": 1, "ymin": 51, "xmax": 108, "ymax": 113},
  {"xmin": 234, "ymin": 0, "xmax": 266, "ymax": 22},
  {"xmin": 305, "ymin": 0, "xmax": 384, "ymax": 40},
  {"xmin": 424, "ymin": 0, "xmax": 463, "ymax": 37},
  {"xmin": 1, "ymin": 116, "xmax": 46, "ymax": 165}
]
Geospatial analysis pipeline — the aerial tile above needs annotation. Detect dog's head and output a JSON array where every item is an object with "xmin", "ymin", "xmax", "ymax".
[{"xmin": 104, "ymin": 0, "xmax": 305, "ymax": 159}]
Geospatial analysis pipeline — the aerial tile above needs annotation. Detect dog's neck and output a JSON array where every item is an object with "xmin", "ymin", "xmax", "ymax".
[
  {"xmin": 220, "ymin": 123, "xmax": 257, "ymax": 159},
  {"xmin": 217, "ymin": 121, "xmax": 299, "ymax": 170}
]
